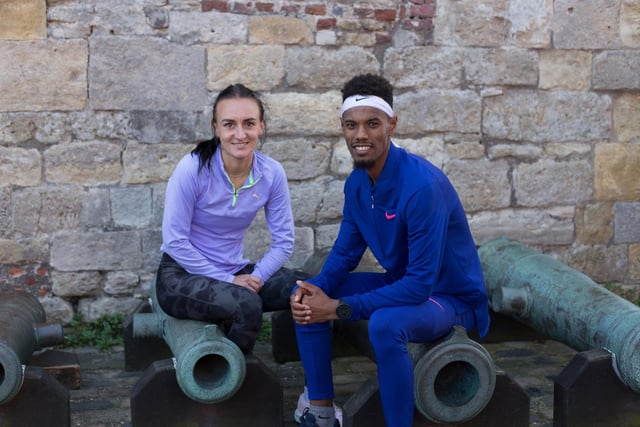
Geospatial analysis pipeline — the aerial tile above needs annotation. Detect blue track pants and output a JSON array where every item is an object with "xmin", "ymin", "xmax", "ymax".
[{"xmin": 295, "ymin": 272, "xmax": 477, "ymax": 427}]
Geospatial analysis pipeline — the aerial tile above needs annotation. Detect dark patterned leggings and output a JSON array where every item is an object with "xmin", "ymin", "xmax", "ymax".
[{"xmin": 155, "ymin": 253, "xmax": 309, "ymax": 354}]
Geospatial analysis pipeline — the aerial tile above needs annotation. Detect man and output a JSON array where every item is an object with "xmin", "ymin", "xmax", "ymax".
[{"xmin": 290, "ymin": 74, "xmax": 490, "ymax": 427}]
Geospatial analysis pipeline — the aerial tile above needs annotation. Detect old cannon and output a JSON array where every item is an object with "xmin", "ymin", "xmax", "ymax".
[
  {"xmin": 0, "ymin": 290, "xmax": 65, "ymax": 404},
  {"xmin": 335, "ymin": 321, "xmax": 497, "ymax": 424},
  {"xmin": 132, "ymin": 279, "xmax": 246, "ymax": 404},
  {"xmin": 478, "ymin": 237, "xmax": 640, "ymax": 393}
]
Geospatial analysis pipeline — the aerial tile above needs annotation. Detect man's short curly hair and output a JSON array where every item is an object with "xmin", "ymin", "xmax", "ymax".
[{"xmin": 341, "ymin": 74, "xmax": 394, "ymax": 107}]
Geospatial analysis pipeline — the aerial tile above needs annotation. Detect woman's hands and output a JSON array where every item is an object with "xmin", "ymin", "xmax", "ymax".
[
  {"xmin": 233, "ymin": 274, "xmax": 263, "ymax": 292},
  {"xmin": 290, "ymin": 280, "xmax": 339, "ymax": 325}
]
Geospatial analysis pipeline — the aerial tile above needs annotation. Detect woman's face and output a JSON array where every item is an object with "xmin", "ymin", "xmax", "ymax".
[{"xmin": 213, "ymin": 97, "xmax": 265, "ymax": 163}]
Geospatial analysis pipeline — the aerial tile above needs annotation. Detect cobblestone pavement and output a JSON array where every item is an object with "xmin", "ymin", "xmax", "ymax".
[{"xmin": 65, "ymin": 339, "xmax": 577, "ymax": 427}]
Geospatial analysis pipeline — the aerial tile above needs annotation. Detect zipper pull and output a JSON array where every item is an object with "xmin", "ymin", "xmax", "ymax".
[{"xmin": 371, "ymin": 193, "xmax": 375, "ymax": 209}]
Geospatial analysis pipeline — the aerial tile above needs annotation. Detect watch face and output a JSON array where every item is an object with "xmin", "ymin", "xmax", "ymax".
[{"xmin": 336, "ymin": 301, "xmax": 351, "ymax": 320}]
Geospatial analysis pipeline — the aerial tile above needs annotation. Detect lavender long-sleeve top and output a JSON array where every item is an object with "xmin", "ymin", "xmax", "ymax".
[{"xmin": 161, "ymin": 148, "xmax": 295, "ymax": 283}]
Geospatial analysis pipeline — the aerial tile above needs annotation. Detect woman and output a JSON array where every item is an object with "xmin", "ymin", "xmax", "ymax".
[{"xmin": 156, "ymin": 83, "xmax": 305, "ymax": 354}]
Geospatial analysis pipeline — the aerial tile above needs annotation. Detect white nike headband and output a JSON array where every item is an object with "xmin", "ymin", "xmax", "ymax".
[{"xmin": 340, "ymin": 95, "xmax": 394, "ymax": 118}]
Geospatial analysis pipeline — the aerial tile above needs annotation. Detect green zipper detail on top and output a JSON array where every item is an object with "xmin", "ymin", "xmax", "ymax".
[{"xmin": 226, "ymin": 171, "xmax": 259, "ymax": 207}]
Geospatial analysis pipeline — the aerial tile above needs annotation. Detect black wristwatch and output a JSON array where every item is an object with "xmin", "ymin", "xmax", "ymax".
[{"xmin": 336, "ymin": 299, "xmax": 352, "ymax": 320}]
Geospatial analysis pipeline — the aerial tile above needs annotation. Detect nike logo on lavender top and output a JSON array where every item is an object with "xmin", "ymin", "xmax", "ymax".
[{"xmin": 385, "ymin": 212, "xmax": 396, "ymax": 220}]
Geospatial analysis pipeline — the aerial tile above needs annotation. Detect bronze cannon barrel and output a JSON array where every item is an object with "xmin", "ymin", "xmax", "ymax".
[
  {"xmin": 0, "ymin": 291, "xmax": 64, "ymax": 404},
  {"xmin": 336, "ymin": 321, "xmax": 496, "ymax": 423},
  {"xmin": 132, "ymin": 280, "xmax": 246, "ymax": 404},
  {"xmin": 478, "ymin": 237, "xmax": 640, "ymax": 393}
]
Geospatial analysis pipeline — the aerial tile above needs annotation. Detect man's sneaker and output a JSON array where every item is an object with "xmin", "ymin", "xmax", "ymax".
[
  {"xmin": 294, "ymin": 388, "xmax": 343, "ymax": 425},
  {"xmin": 298, "ymin": 407, "xmax": 340, "ymax": 427}
]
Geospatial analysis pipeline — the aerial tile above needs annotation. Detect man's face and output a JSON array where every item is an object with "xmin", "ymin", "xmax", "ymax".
[{"xmin": 341, "ymin": 106, "xmax": 397, "ymax": 176}]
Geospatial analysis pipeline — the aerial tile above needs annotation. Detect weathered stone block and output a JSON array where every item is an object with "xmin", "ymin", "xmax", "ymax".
[
  {"xmin": 111, "ymin": 187, "xmax": 153, "ymax": 228},
  {"xmin": 38, "ymin": 295, "xmax": 74, "ymax": 325},
  {"xmin": 514, "ymin": 159, "xmax": 592, "ymax": 207},
  {"xmin": 289, "ymin": 179, "xmax": 330, "ymax": 223},
  {"xmin": 316, "ymin": 223, "xmax": 341, "ymax": 250},
  {"xmin": 51, "ymin": 271, "xmax": 102, "ymax": 298},
  {"xmin": 593, "ymin": 50, "xmax": 640, "ymax": 90},
  {"xmin": 434, "ymin": 0, "xmax": 510, "ymax": 47},
  {"xmin": 51, "ymin": 231, "xmax": 143, "ymax": 271},
  {"xmin": 465, "ymin": 47, "xmax": 538, "ymax": 86},
  {"xmin": 285, "ymin": 46, "xmax": 379, "ymax": 89},
  {"xmin": 129, "ymin": 111, "xmax": 210, "ymax": 144},
  {"xmin": 0, "ymin": 188, "xmax": 10, "ymax": 237},
  {"xmin": 468, "ymin": 207, "xmax": 575, "ymax": 245},
  {"xmin": 594, "ymin": 143, "xmax": 640, "ymax": 201},
  {"xmin": 395, "ymin": 136, "xmax": 446, "ymax": 169},
  {"xmin": 331, "ymin": 143, "xmax": 354, "ymax": 176},
  {"xmin": 557, "ymin": 244, "xmax": 628, "ymax": 283},
  {"xmin": 78, "ymin": 296, "xmax": 143, "ymax": 322},
  {"xmin": 262, "ymin": 139, "xmax": 331, "ymax": 180},
  {"xmin": 249, "ymin": 16, "xmax": 313, "ymax": 45},
  {"xmin": 539, "ymin": 50, "xmax": 591, "ymax": 91},
  {"xmin": 266, "ymin": 91, "xmax": 342, "ymax": 136},
  {"xmin": 613, "ymin": 93, "xmax": 640, "ymax": 142},
  {"xmin": 122, "ymin": 143, "xmax": 193, "ymax": 185},
  {"xmin": 317, "ymin": 180, "xmax": 346, "ymax": 221},
  {"xmin": 206, "ymin": 45, "xmax": 285, "ymax": 91},
  {"xmin": 104, "ymin": 271, "xmax": 140, "ymax": 296},
  {"xmin": 614, "ymin": 202, "xmax": 640, "ymax": 244},
  {"xmin": 44, "ymin": 142, "xmax": 122, "ymax": 185},
  {"xmin": 13, "ymin": 187, "xmax": 83, "ymax": 234},
  {"xmin": 630, "ymin": 244, "xmax": 640, "ymax": 282},
  {"xmin": 445, "ymin": 159, "xmax": 511, "ymax": 212},
  {"xmin": 0, "ymin": 146, "xmax": 41, "ymax": 186},
  {"xmin": 0, "ymin": 237, "xmax": 48, "ymax": 264},
  {"xmin": 384, "ymin": 47, "xmax": 464, "ymax": 89},
  {"xmin": 575, "ymin": 202, "xmax": 614, "ymax": 245},
  {"xmin": 169, "ymin": 11, "xmax": 247, "ymax": 44},
  {"xmin": 142, "ymin": 228, "xmax": 163, "ymax": 271},
  {"xmin": 488, "ymin": 143, "xmax": 543, "ymax": 160},
  {"xmin": 484, "ymin": 90, "xmax": 611, "ymax": 142},
  {"xmin": 508, "ymin": 0, "xmax": 553, "ymax": 48},
  {"xmin": 81, "ymin": 188, "xmax": 112, "ymax": 229},
  {"xmin": 0, "ymin": 0, "xmax": 46, "ymax": 40},
  {"xmin": 0, "ymin": 40, "xmax": 87, "ymax": 112},
  {"xmin": 89, "ymin": 37, "xmax": 207, "ymax": 111},
  {"xmin": 396, "ymin": 90, "xmax": 481, "ymax": 133},
  {"xmin": 553, "ymin": 0, "xmax": 621, "ymax": 49},
  {"xmin": 621, "ymin": 0, "xmax": 640, "ymax": 48}
]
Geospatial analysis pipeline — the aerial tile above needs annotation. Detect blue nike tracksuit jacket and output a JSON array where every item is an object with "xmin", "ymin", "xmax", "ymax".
[{"xmin": 309, "ymin": 143, "xmax": 490, "ymax": 337}]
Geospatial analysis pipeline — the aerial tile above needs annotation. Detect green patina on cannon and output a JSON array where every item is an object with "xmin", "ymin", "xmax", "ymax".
[
  {"xmin": 132, "ymin": 280, "xmax": 246, "ymax": 404},
  {"xmin": 337, "ymin": 321, "xmax": 496, "ymax": 424},
  {"xmin": 0, "ymin": 290, "xmax": 64, "ymax": 405},
  {"xmin": 478, "ymin": 237, "xmax": 640, "ymax": 393}
]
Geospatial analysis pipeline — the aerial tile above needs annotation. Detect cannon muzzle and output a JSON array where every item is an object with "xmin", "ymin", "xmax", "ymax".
[
  {"xmin": 478, "ymin": 237, "xmax": 640, "ymax": 393},
  {"xmin": 132, "ymin": 280, "xmax": 246, "ymax": 404},
  {"xmin": 338, "ymin": 322, "xmax": 496, "ymax": 423},
  {"xmin": 0, "ymin": 291, "xmax": 65, "ymax": 404}
]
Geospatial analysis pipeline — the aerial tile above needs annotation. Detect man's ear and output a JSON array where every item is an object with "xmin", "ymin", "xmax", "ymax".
[{"xmin": 389, "ymin": 115, "xmax": 398, "ymax": 135}]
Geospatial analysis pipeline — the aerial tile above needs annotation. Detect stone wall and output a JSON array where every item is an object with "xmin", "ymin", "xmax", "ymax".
[{"xmin": 0, "ymin": 0, "xmax": 638, "ymax": 323}]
